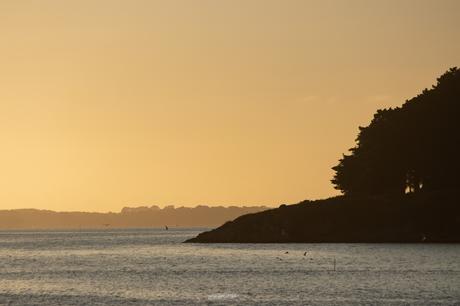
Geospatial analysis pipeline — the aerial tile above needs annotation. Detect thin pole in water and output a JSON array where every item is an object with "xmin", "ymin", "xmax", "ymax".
[{"xmin": 333, "ymin": 257, "xmax": 336, "ymax": 271}]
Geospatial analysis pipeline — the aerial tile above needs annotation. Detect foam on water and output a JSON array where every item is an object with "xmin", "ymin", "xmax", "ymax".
[{"xmin": 0, "ymin": 229, "xmax": 459, "ymax": 305}]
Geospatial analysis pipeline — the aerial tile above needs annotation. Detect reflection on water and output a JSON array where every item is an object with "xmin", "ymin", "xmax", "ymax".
[{"xmin": 0, "ymin": 229, "xmax": 459, "ymax": 305}]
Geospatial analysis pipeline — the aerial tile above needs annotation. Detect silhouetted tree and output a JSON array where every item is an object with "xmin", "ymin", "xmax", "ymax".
[{"xmin": 332, "ymin": 67, "xmax": 460, "ymax": 195}]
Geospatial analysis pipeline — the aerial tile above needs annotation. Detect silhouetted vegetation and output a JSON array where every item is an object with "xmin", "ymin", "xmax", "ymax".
[
  {"xmin": 332, "ymin": 68, "xmax": 460, "ymax": 195},
  {"xmin": 186, "ymin": 68, "xmax": 460, "ymax": 243}
]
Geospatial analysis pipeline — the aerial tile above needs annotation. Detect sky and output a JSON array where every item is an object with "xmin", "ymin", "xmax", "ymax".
[{"xmin": 1, "ymin": 0, "xmax": 459, "ymax": 212}]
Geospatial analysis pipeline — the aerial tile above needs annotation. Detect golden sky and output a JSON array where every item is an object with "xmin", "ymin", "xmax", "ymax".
[{"xmin": 1, "ymin": 0, "xmax": 459, "ymax": 212}]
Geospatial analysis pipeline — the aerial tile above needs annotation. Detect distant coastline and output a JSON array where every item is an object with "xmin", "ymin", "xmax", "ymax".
[{"xmin": 0, "ymin": 205, "xmax": 268, "ymax": 229}]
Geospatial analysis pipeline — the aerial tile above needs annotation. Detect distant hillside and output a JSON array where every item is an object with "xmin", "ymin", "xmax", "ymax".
[{"xmin": 0, "ymin": 205, "xmax": 268, "ymax": 229}]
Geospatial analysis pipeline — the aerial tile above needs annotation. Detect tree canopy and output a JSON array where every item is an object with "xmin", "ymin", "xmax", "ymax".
[{"xmin": 332, "ymin": 67, "xmax": 460, "ymax": 195}]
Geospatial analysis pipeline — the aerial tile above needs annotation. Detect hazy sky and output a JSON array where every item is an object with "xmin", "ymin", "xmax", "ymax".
[{"xmin": 1, "ymin": 0, "xmax": 459, "ymax": 212}]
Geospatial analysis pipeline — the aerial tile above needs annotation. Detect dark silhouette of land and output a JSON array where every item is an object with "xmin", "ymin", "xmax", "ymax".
[
  {"xmin": 186, "ymin": 68, "xmax": 460, "ymax": 243},
  {"xmin": 186, "ymin": 191, "xmax": 460, "ymax": 242},
  {"xmin": 0, "ymin": 205, "xmax": 268, "ymax": 229}
]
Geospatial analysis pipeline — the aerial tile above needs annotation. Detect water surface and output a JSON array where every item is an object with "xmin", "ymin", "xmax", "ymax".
[{"xmin": 0, "ymin": 229, "xmax": 459, "ymax": 305}]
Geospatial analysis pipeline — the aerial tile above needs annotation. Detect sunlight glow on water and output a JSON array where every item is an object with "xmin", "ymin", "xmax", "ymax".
[{"xmin": 0, "ymin": 229, "xmax": 459, "ymax": 305}]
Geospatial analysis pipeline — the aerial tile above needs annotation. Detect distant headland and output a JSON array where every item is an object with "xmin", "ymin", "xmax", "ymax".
[
  {"xmin": 186, "ymin": 68, "xmax": 460, "ymax": 243},
  {"xmin": 0, "ymin": 205, "xmax": 268, "ymax": 229}
]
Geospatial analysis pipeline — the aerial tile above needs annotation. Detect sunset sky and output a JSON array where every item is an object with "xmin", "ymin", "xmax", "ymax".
[{"xmin": 1, "ymin": 0, "xmax": 459, "ymax": 212}]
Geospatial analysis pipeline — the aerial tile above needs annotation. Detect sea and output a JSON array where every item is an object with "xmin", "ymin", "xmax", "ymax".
[{"xmin": 0, "ymin": 228, "xmax": 459, "ymax": 305}]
